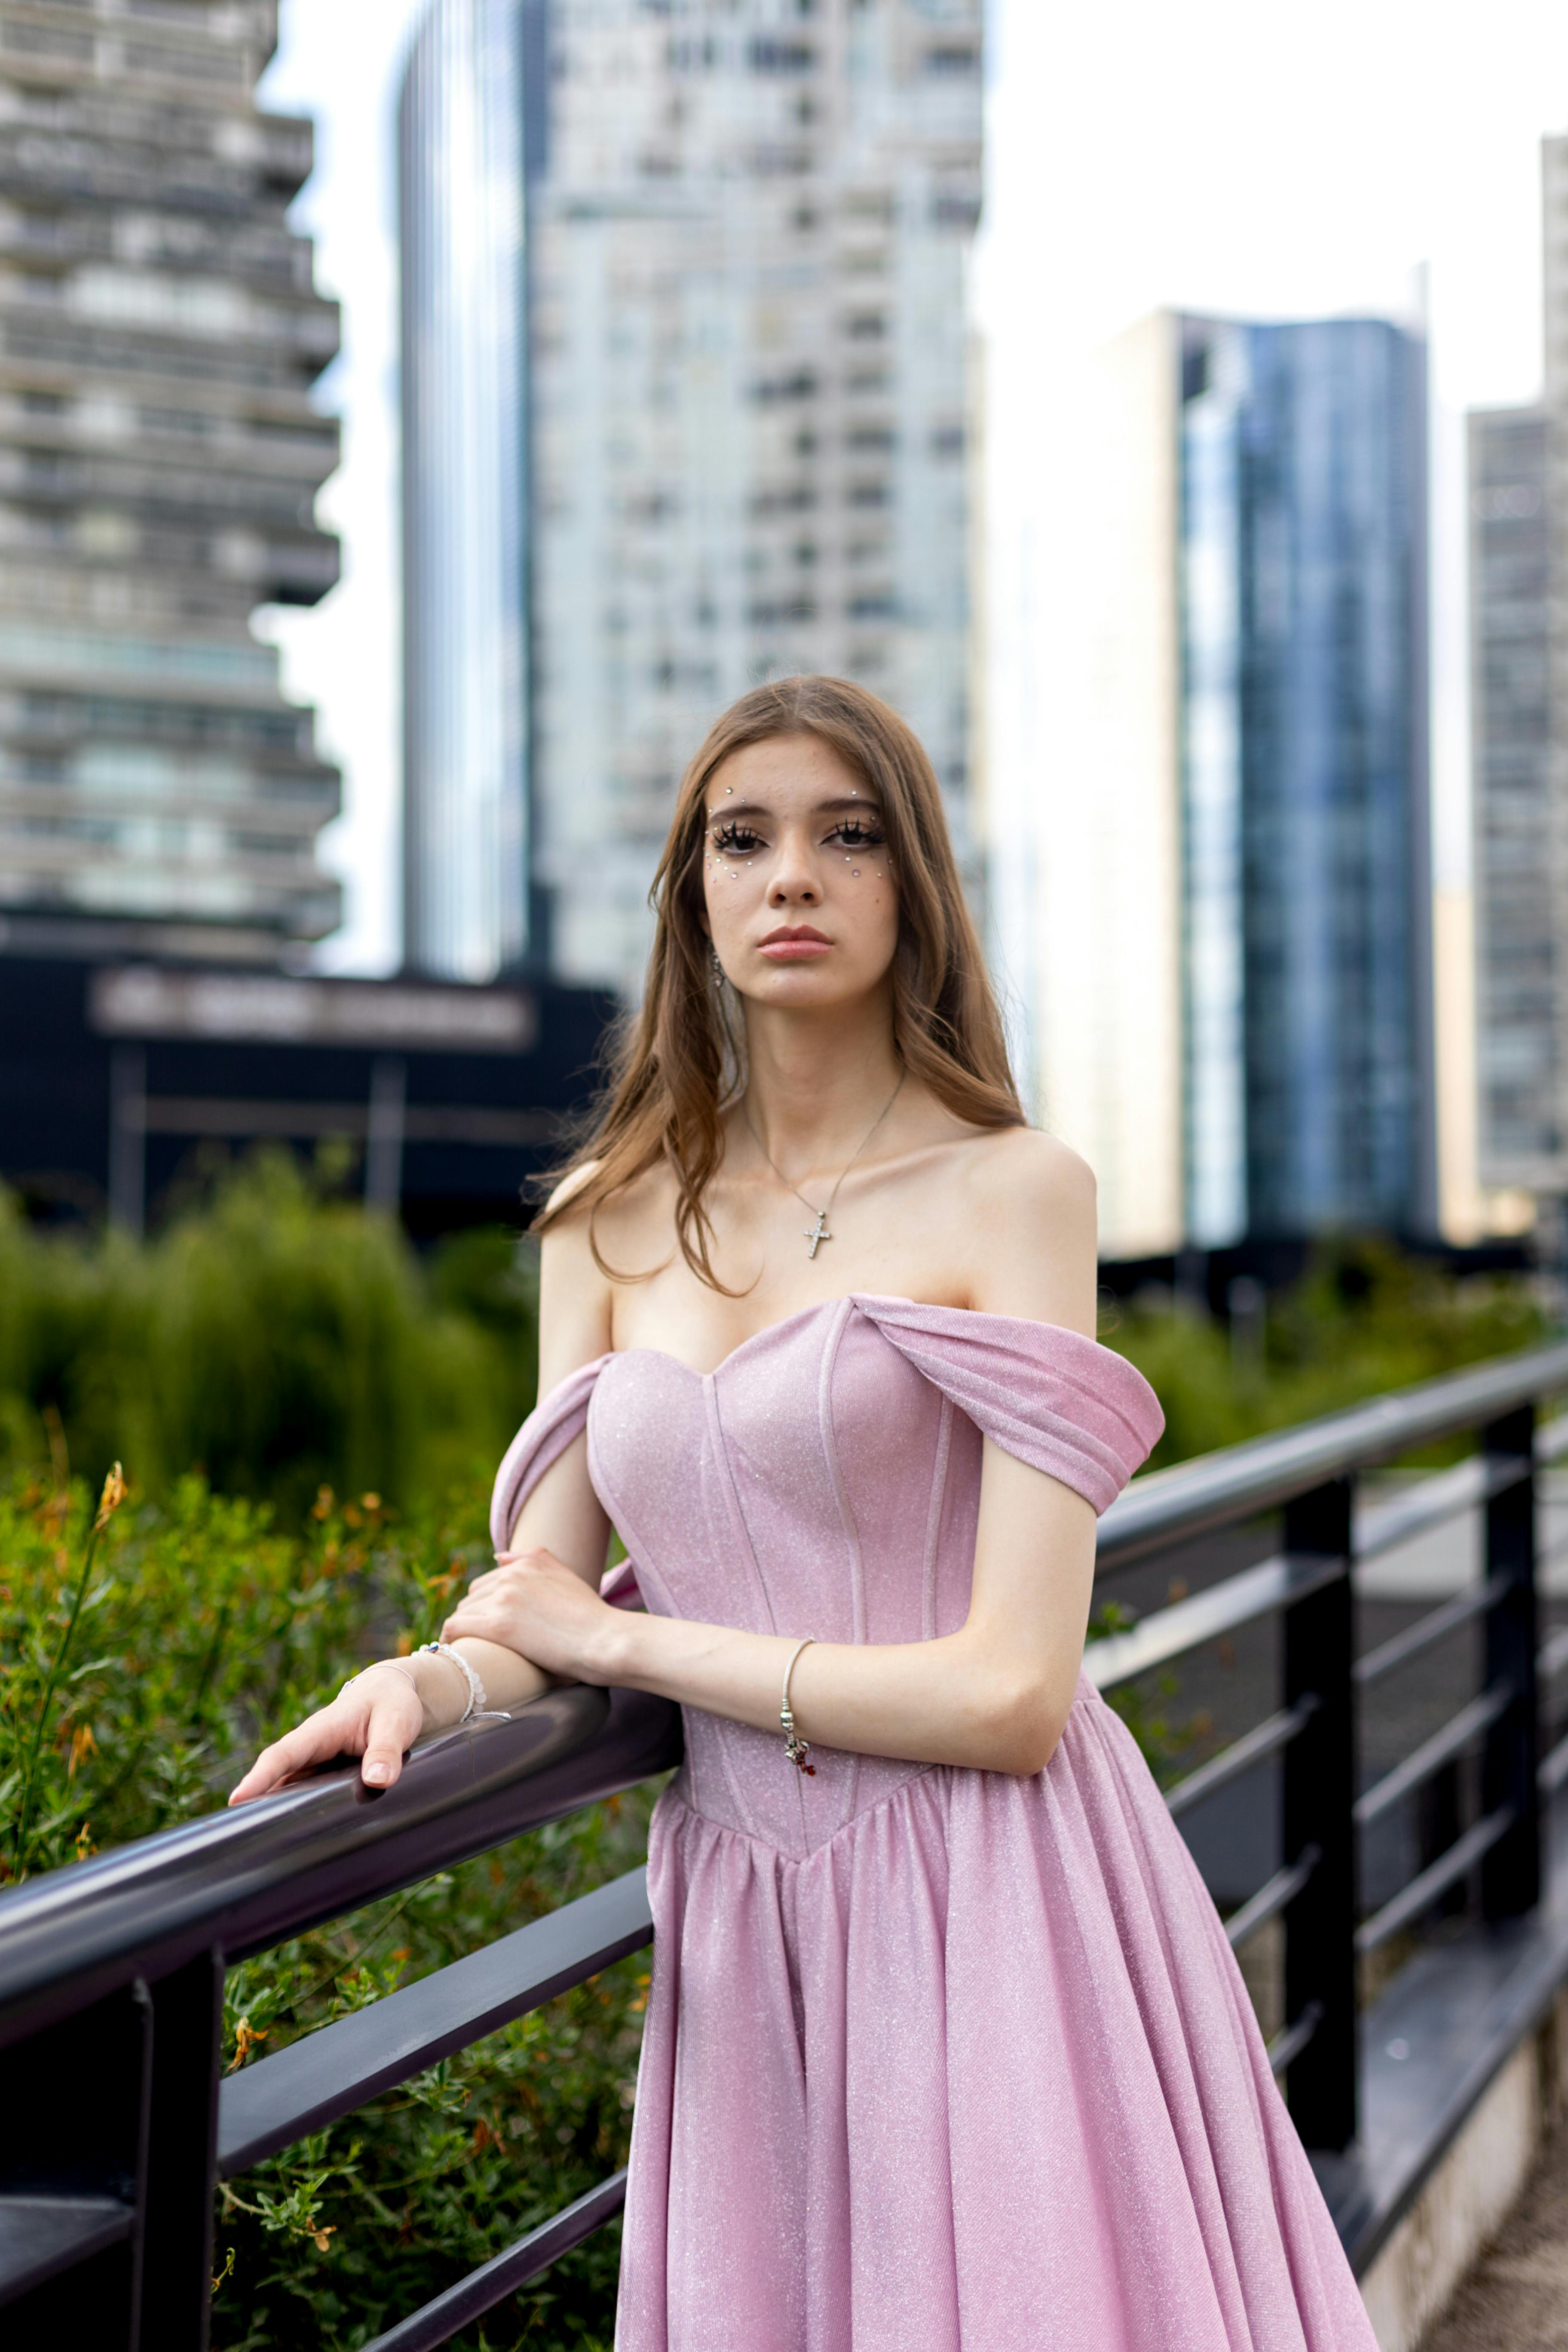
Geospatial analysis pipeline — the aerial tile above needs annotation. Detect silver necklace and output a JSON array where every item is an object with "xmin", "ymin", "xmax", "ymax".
[{"xmin": 742, "ymin": 1070, "xmax": 907, "ymax": 1259}]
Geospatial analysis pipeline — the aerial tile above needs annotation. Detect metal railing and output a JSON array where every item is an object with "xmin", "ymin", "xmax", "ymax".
[{"xmin": 3, "ymin": 1336, "xmax": 1568, "ymax": 2347}]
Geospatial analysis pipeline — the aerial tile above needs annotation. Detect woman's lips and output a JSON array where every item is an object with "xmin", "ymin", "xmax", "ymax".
[{"xmin": 757, "ymin": 932, "xmax": 832, "ymax": 961}]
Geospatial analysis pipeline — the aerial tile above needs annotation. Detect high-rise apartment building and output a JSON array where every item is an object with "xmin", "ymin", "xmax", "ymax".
[
  {"xmin": 0, "ymin": 0, "xmax": 342, "ymax": 967},
  {"xmin": 1472, "ymin": 135, "xmax": 1568, "ymax": 1204},
  {"xmin": 401, "ymin": 0, "xmax": 981, "ymax": 993},
  {"xmin": 1032, "ymin": 309, "xmax": 1434, "ymax": 1258}
]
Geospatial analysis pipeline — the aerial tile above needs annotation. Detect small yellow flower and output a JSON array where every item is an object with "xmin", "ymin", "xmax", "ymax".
[
  {"xmin": 228, "ymin": 2017, "xmax": 269, "ymax": 2071},
  {"xmin": 94, "ymin": 1462, "xmax": 126, "ymax": 1533}
]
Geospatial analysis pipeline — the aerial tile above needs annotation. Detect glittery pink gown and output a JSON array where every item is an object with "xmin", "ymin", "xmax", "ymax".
[{"xmin": 491, "ymin": 1296, "xmax": 1376, "ymax": 2352}]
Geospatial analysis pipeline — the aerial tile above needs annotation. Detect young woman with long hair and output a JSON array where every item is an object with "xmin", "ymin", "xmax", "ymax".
[{"xmin": 234, "ymin": 677, "xmax": 1376, "ymax": 2350}]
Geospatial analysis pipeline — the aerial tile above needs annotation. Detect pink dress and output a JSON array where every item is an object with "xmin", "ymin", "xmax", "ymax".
[{"xmin": 491, "ymin": 1296, "xmax": 1377, "ymax": 2352}]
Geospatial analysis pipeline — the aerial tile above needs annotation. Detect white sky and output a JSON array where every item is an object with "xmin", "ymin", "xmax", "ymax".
[{"xmin": 258, "ymin": 0, "xmax": 1568, "ymax": 972}]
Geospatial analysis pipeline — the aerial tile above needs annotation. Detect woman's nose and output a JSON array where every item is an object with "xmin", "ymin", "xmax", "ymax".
[{"xmin": 769, "ymin": 839, "xmax": 821, "ymax": 903}]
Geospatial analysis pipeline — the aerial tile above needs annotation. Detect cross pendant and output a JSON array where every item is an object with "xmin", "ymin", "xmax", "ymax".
[{"xmin": 804, "ymin": 1211, "xmax": 831, "ymax": 1259}]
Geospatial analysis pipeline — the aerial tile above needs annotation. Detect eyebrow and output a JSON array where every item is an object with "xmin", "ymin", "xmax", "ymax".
[{"xmin": 709, "ymin": 796, "xmax": 882, "ymax": 822}]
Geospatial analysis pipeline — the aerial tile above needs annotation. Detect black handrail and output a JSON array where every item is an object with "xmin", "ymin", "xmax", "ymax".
[
  {"xmin": 1095, "ymin": 1337, "xmax": 1568, "ymax": 1566},
  {"xmin": 4, "ymin": 1334, "xmax": 1568, "ymax": 2347},
  {"xmin": 0, "ymin": 1684, "xmax": 683, "ymax": 2053}
]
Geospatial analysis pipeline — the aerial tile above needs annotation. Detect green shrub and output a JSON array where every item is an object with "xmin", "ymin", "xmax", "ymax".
[
  {"xmin": 1104, "ymin": 1236, "xmax": 1550, "ymax": 1471},
  {"xmin": 0, "ymin": 1468, "xmax": 646, "ymax": 2350},
  {"xmin": 0, "ymin": 1154, "xmax": 538, "ymax": 1519}
]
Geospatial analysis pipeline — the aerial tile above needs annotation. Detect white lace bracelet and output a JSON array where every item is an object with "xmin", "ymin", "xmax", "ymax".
[{"xmin": 340, "ymin": 1641, "xmax": 508, "ymax": 1727}]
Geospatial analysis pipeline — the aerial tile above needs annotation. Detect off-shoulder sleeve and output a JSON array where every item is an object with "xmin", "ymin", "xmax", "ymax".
[
  {"xmin": 851, "ymin": 1294, "xmax": 1164, "ymax": 1515},
  {"xmin": 488, "ymin": 1357, "xmax": 608, "ymax": 1553}
]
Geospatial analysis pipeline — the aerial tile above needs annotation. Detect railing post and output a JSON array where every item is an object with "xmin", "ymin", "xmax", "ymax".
[
  {"xmin": 1481, "ymin": 1403, "xmax": 1541, "ymax": 1920},
  {"xmin": 1281, "ymin": 1476, "xmax": 1358, "ymax": 2151},
  {"xmin": 135, "ymin": 1947, "xmax": 225, "ymax": 2349}
]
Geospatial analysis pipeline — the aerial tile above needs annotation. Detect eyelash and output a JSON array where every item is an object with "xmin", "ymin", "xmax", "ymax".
[{"xmin": 708, "ymin": 820, "xmax": 886, "ymax": 855}]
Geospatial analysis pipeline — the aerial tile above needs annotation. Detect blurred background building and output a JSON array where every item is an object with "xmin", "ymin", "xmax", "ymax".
[
  {"xmin": 0, "ymin": 0, "xmax": 343, "ymax": 968},
  {"xmin": 399, "ymin": 0, "xmax": 982, "ymax": 993},
  {"xmin": 0, "ymin": 1, "xmax": 616, "ymax": 1236},
  {"xmin": 1470, "ymin": 135, "xmax": 1568, "ymax": 1240},
  {"xmin": 1031, "ymin": 308, "xmax": 1436, "ymax": 1264}
]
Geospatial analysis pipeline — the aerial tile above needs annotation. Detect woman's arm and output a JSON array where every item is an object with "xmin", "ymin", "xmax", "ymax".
[
  {"xmin": 443, "ymin": 1137, "xmax": 1105, "ymax": 1778},
  {"xmin": 230, "ymin": 1213, "xmax": 617, "ymax": 1801},
  {"xmin": 449, "ymin": 1439, "xmax": 1094, "ymax": 1775}
]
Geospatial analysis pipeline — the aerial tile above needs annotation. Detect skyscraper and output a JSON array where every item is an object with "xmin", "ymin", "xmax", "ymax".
[
  {"xmin": 1471, "ymin": 135, "xmax": 1568, "ymax": 1207},
  {"xmin": 400, "ymin": 0, "xmax": 981, "ymax": 993},
  {"xmin": 0, "ymin": 0, "xmax": 343, "ymax": 966},
  {"xmin": 1032, "ymin": 310, "xmax": 1434, "ymax": 1257}
]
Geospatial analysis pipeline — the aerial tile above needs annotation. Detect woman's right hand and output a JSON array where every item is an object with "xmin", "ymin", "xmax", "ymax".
[{"xmin": 228, "ymin": 1663, "xmax": 427, "ymax": 1804}]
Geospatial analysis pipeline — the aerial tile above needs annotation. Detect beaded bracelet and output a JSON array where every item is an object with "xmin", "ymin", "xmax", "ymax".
[{"xmin": 340, "ymin": 1641, "xmax": 508, "ymax": 1727}]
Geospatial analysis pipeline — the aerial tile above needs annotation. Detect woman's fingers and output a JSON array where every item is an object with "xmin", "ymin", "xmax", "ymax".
[
  {"xmin": 228, "ymin": 1674, "xmax": 424, "ymax": 1804},
  {"xmin": 360, "ymin": 1685, "xmax": 419, "ymax": 1787},
  {"xmin": 228, "ymin": 1712, "xmax": 343, "ymax": 1804}
]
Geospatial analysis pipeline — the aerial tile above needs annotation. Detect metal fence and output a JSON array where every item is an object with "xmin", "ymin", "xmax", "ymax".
[{"xmin": 4, "ymin": 1338, "xmax": 1568, "ymax": 2349}]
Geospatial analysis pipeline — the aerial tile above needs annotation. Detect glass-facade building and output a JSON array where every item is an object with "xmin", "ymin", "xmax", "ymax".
[
  {"xmin": 1179, "ymin": 316, "xmax": 1434, "ymax": 1244},
  {"xmin": 1470, "ymin": 405, "xmax": 1558, "ymax": 1186},
  {"xmin": 399, "ymin": 0, "xmax": 981, "ymax": 993},
  {"xmin": 399, "ymin": 0, "xmax": 537, "ymax": 983},
  {"xmin": 1470, "ymin": 134, "xmax": 1568, "ymax": 1204}
]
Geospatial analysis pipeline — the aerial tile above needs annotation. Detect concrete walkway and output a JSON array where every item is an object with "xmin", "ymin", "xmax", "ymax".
[{"xmin": 1421, "ymin": 2121, "xmax": 1568, "ymax": 2350}]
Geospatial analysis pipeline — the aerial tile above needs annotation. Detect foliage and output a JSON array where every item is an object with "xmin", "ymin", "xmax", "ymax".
[
  {"xmin": 1103, "ymin": 1235, "xmax": 1550, "ymax": 1470},
  {"xmin": 0, "ymin": 1154, "xmax": 539, "ymax": 1521},
  {"xmin": 0, "ymin": 1466, "xmax": 646, "ymax": 2350}
]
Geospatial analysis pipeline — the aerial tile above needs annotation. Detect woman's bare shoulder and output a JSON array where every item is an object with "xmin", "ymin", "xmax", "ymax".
[{"xmin": 956, "ymin": 1127, "xmax": 1098, "ymax": 1335}]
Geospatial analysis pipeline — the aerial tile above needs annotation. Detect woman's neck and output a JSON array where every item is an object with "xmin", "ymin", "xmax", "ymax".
[{"xmin": 740, "ymin": 996, "xmax": 903, "ymax": 1176}]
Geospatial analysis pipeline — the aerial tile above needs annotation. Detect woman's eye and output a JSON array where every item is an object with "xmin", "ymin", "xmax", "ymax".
[
  {"xmin": 711, "ymin": 822, "xmax": 763, "ymax": 854},
  {"xmin": 827, "ymin": 821, "xmax": 885, "ymax": 849}
]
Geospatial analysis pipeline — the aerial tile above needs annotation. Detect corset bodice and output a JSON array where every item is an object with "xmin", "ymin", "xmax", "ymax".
[{"xmin": 491, "ymin": 1293, "xmax": 1163, "ymax": 1860}]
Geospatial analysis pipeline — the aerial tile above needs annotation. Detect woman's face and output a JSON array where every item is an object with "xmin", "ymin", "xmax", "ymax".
[{"xmin": 700, "ymin": 733, "xmax": 899, "ymax": 1013}]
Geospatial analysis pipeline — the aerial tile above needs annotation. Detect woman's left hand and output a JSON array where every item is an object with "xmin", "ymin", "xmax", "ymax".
[{"xmin": 442, "ymin": 1547, "xmax": 621, "ymax": 1684}]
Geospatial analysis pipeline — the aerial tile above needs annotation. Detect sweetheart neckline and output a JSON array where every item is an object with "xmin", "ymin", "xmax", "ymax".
[{"xmin": 601, "ymin": 1292, "xmax": 1099, "ymax": 1385}]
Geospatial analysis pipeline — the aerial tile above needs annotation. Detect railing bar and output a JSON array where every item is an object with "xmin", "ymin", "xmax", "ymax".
[
  {"xmin": 1086, "ymin": 1553, "xmax": 1344, "ymax": 1691},
  {"xmin": 1352, "ymin": 1686, "xmax": 1512, "ymax": 1828},
  {"xmin": 220, "ymin": 1868, "xmax": 653, "ymax": 2178},
  {"xmin": 1353, "ymin": 1457, "xmax": 1524, "ymax": 1565},
  {"xmin": 1165, "ymin": 1699, "xmax": 1319, "ymax": 1821},
  {"xmin": 1538, "ymin": 1626, "xmax": 1568, "ymax": 1683},
  {"xmin": 0, "ymin": 2193, "xmax": 137, "ymax": 2308},
  {"xmin": 1266, "ymin": 2000, "xmax": 1324, "ymax": 2078},
  {"xmin": 1354, "ymin": 1807, "xmax": 1515, "ymax": 1955},
  {"xmin": 358, "ymin": 2168, "xmax": 629, "ymax": 2352},
  {"xmin": 1224, "ymin": 1845, "xmax": 1320, "ymax": 1950},
  {"xmin": 1537, "ymin": 1409, "xmax": 1568, "ymax": 1464},
  {"xmin": 1354, "ymin": 1575, "xmax": 1513, "ymax": 1687},
  {"xmin": 1096, "ymin": 1339, "xmax": 1568, "ymax": 1571},
  {"xmin": 1539, "ymin": 1729, "xmax": 1568, "ymax": 1796}
]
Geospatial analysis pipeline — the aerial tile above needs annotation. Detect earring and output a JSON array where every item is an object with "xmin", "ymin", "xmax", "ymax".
[{"xmin": 710, "ymin": 945, "xmax": 726, "ymax": 986}]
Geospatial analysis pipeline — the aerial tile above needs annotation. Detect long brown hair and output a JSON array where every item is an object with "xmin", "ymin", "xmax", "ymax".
[{"xmin": 536, "ymin": 675, "xmax": 1025, "ymax": 1287}]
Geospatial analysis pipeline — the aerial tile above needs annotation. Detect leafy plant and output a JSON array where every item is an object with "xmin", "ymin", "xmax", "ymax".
[{"xmin": 0, "ymin": 1467, "xmax": 651, "ymax": 2349}]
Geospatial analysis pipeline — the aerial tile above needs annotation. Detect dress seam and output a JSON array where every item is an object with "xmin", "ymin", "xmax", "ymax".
[{"xmin": 657, "ymin": 1756, "xmax": 940, "ymax": 1868}]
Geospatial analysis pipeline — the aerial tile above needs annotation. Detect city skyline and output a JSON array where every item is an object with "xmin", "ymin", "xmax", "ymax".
[{"xmin": 258, "ymin": 0, "xmax": 1568, "ymax": 993}]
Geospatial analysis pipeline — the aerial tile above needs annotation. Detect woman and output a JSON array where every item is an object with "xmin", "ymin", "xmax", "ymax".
[{"xmin": 234, "ymin": 677, "xmax": 1376, "ymax": 2350}]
